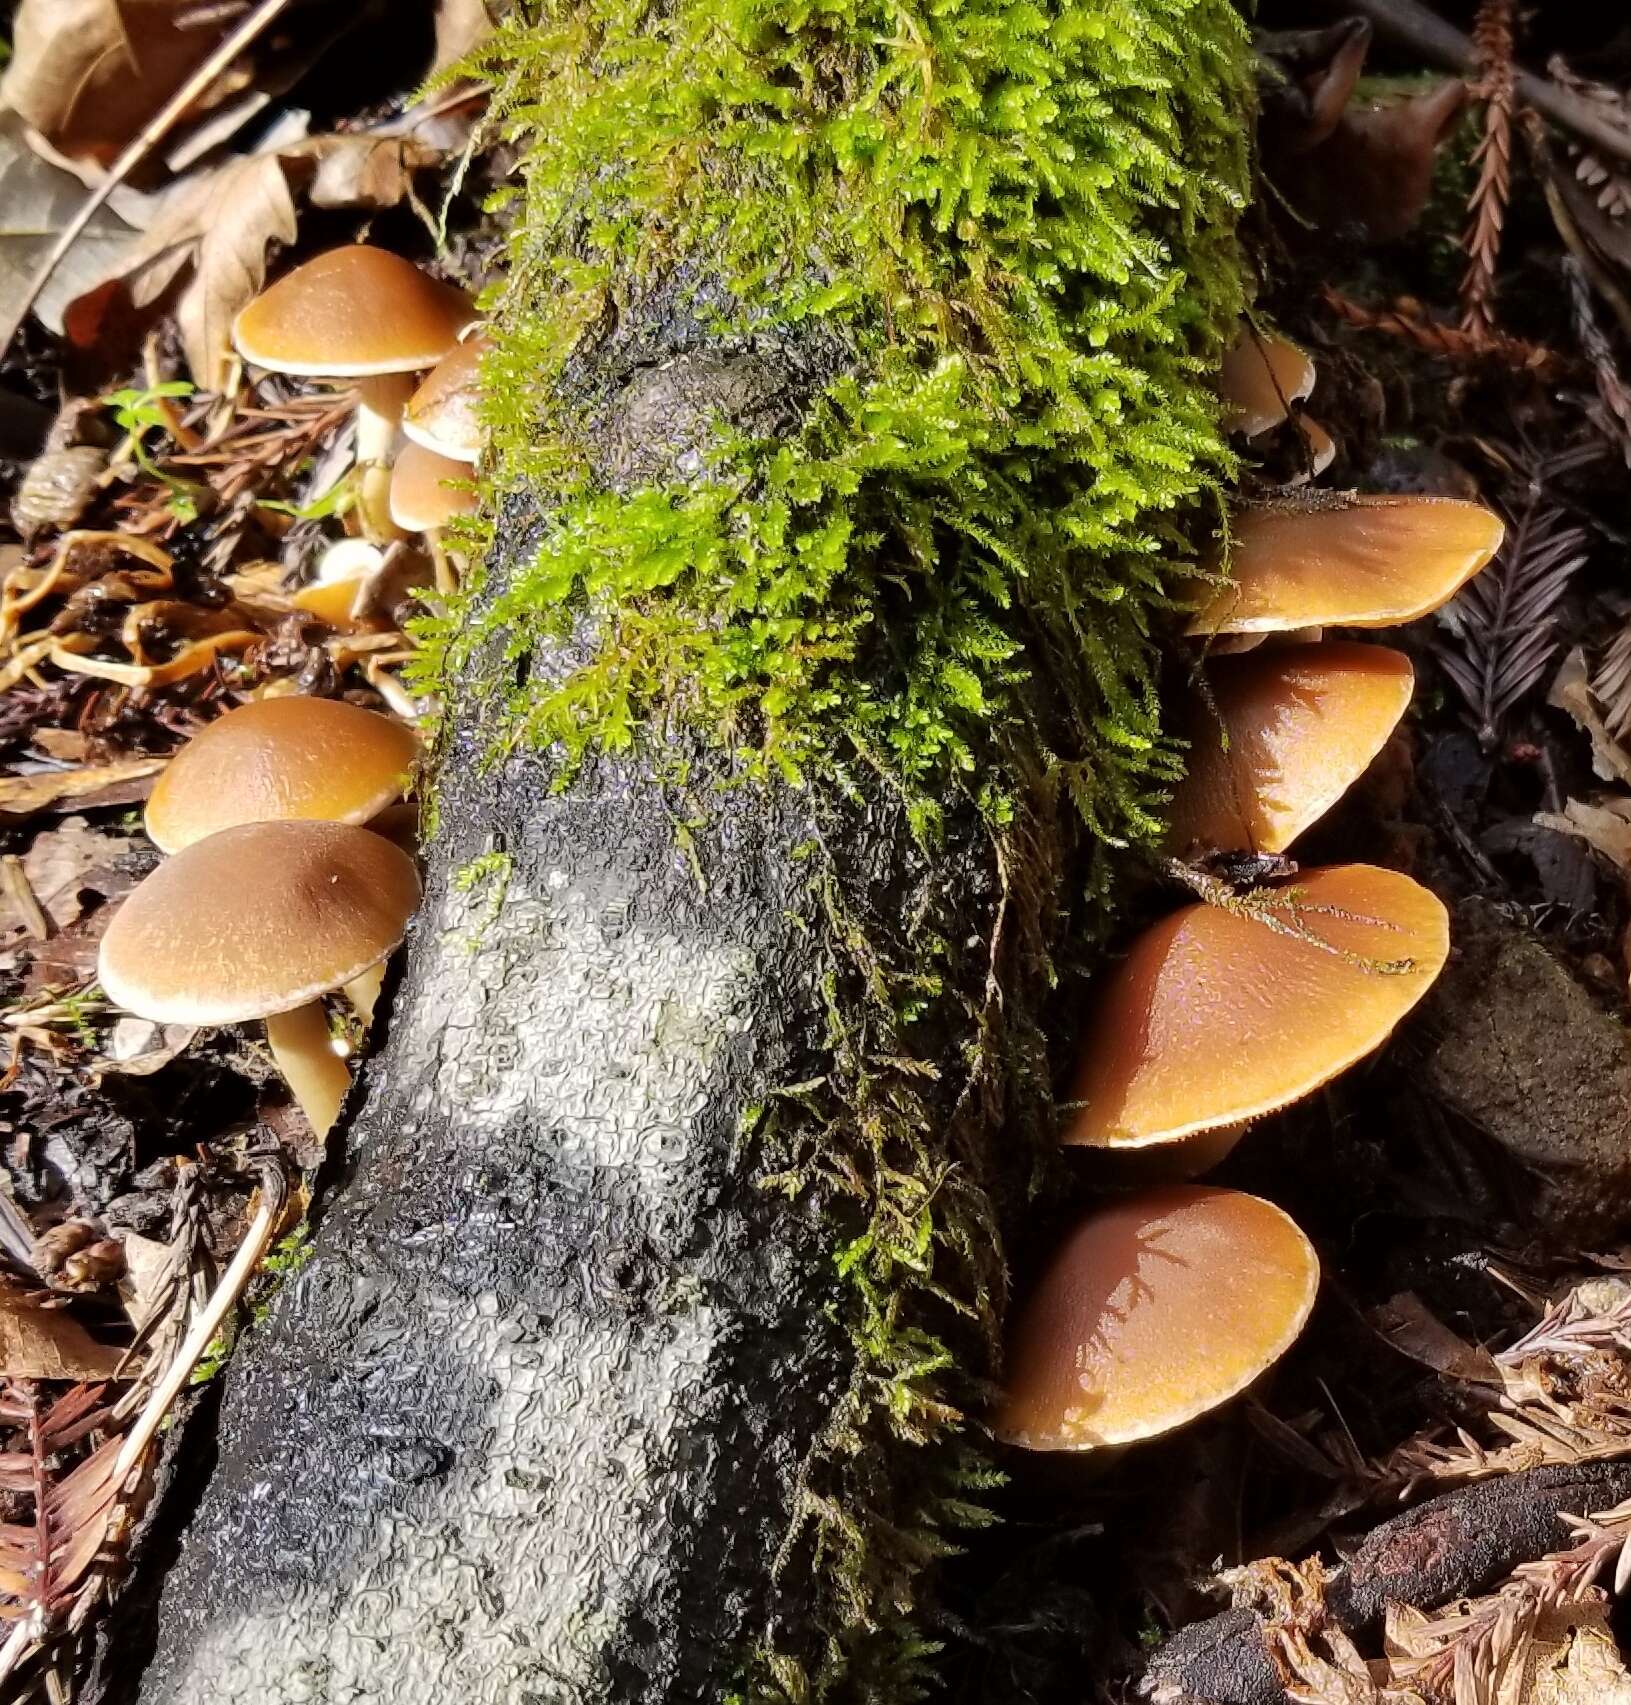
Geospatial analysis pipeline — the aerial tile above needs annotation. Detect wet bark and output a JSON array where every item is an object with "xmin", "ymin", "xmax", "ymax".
[{"xmin": 128, "ymin": 299, "xmax": 1036, "ymax": 1702}]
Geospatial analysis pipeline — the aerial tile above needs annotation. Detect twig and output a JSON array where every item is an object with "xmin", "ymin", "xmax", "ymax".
[
  {"xmin": 1320, "ymin": 0, "xmax": 1631, "ymax": 167},
  {"xmin": 1461, "ymin": 0, "xmax": 1515, "ymax": 341},
  {"xmin": 0, "ymin": 0, "xmax": 297, "ymax": 357}
]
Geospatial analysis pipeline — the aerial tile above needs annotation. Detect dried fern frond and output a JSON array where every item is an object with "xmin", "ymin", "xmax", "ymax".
[
  {"xmin": 1461, "ymin": 0, "xmax": 1516, "ymax": 341},
  {"xmin": 1321, "ymin": 284, "xmax": 1564, "ymax": 376},
  {"xmin": 1592, "ymin": 616, "xmax": 1631, "ymax": 741},
  {"xmin": 1435, "ymin": 493, "xmax": 1590, "ymax": 750},
  {"xmin": 1550, "ymin": 55, "xmax": 1631, "ymax": 221},
  {"xmin": 1565, "ymin": 257, "xmax": 1631, "ymax": 467}
]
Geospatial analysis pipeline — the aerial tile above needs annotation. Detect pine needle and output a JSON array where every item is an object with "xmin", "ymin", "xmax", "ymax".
[
  {"xmin": 1435, "ymin": 490, "xmax": 1590, "ymax": 750},
  {"xmin": 1461, "ymin": 0, "xmax": 1516, "ymax": 342}
]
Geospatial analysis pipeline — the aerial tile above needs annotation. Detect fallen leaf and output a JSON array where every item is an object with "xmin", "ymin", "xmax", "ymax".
[
  {"xmin": 1550, "ymin": 647, "xmax": 1631, "ymax": 788},
  {"xmin": 1370, "ymin": 1292, "xmax": 1503, "ymax": 1386},
  {"xmin": 116, "ymin": 1230, "xmax": 173, "ymax": 1332},
  {"xmin": 91, "ymin": 1017, "xmax": 196, "ymax": 1081},
  {"xmin": 1536, "ymin": 798, "xmax": 1631, "ymax": 873},
  {"xmin": 0, "ymin": 816, "xmax": 132, "ymax": 950},
  {"xmin": 0, "ymin": 112, "xmax": 139, "ymax": 334},
  {"xmin": 1530, "ymin": 1617, "xmax": 1631, "ymax": 1705},
  {"xmin": 433, "ymin": 0, "xmax": 497, "ymax": 75},
  {"xmin": 74, "ymin": 130, "xmax": 447, "ymax": 389},
  {"xmin": 0, "ymin": 1279, "xmax": 124, "ymax": 1381},
  {"xmin": 2, "ymin": 0, "xmax": 227, "ymax": 167},
  {"xmin": 0, "ymin": 757, "xmax": 166, "ymax": 821}
]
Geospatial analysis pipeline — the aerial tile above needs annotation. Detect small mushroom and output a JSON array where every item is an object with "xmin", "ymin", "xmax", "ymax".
[
  {"xmin": 1220, "ymin": 330, "xmax": 1316, "ymax": 438},
  {"xmin": 993, "ymin": 1184, "xmax": 1319, "ymax": 1453},
  {"xmin": 1167, "ymin": 642, "xmax": 1414, "ymax": 857},
  {"xmin": 402, "ymin": 332, "xmax": 485, "ymax": 464},
  {"xmin": 233, "ymin": 247, "xmax": 474, "ymax": 540},
  {"xmin": 390, "ymin": 439, "xmax": 478, "ymax": 533},
  {"xmin": 144, "ymin": 696, "xmax": 419, "ymax": 853},
  {"xmin": 1063, "ymin": 863, "xmax": 1449, "ymax": 1155},
  {"xmin": 98, "ymin": 821, "xmax": 421, "ymax": 1138},
  {"xmin": 1186, "ymin": 494, "xmax": 1504, "ymax": 636}
]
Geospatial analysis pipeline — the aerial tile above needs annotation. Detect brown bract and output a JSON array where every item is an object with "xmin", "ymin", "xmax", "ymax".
[
  {"xmin": 993, "ymin": 1184, "xmax": 1319, "ymax": 1451},
  {"xmin": 232, "ymin": 245, "xmax": 474, "ymax": 377},
  {"xmin": 99, "ymin": 820, "xmax": 420, "ymax": 1026},
  {"xmin": 1063, "ymin": 864, "xmax": 1449, "ymax": 1150},
  {"xmin": 1167, "ymin": 642, "xmax": 1414, "ymax": 856},
  {"xmin": 1186, "ymin": 495, "xmax": 1504, "ymax": 635},
  {"xmin": 1220, "ymin": 330, "xmax": 1316, "ymax": 438},
  {"xmin": 402, "ymin": 333, "xmax": 485, "ymax": 461},
  {"xmin": 390, "ymin": 440, "xmax": 478, "ymax": 532},
  {"xmin": 144, "ymin": 697, "xmax": 418, "ymax": 853}
]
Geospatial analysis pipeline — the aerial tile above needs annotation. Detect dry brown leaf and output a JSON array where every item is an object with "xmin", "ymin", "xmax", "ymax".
[
  {"xmin": 433, "ymin": 0, "xmax": 497, "ymax": 75},
  {"xmin": 1532, "ymin": 1620, "xmax": 1631, "ymax": 1705},
  {"xmin": 0, "ymin": 1282, "xmax": 123, "ymax": 1381},
  {"xmin": 74, "ymin": 131, "xmax": 446, "ymax": 388},
  {"xmin": 2, "ymin": 0, "xmax": 231, "ymax": 167},
  {"xmin": 0, "ymin": 816, "xmax": 131, "ymax": 949},
  {"xmin": 1550, "ymin": 647, "xmax": 1631, "ymax": 787},
  {"xmin": 1535, "ymin": 798, "xmax": 1631, "ymax": 873},
  {"xmin": 91, "ymin": 1017, "xmax": 196, "ymax": 1081},
  {"xmin": 1371, "ymin": 1292, "xmax": 1505, "ymax": 1387},
  {"xmin": 116, "ymin": 1230, "xmax": 172, "ymax": 1333},
  {"xmin": 0, "ymin": 757, "xmax": 166, "ymax": 821}
]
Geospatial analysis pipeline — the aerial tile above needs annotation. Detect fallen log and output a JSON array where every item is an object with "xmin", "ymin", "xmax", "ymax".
[{"xmin": 125, "ymin": 0, "xmax": 1258, "ymax": 1697}]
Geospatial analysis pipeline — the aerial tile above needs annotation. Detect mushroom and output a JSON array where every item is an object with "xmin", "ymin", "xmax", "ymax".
[
  {"xmin": 144, "ymin": 696, "xmax": 418, "ymax": 853},
  {"xmin": 1062, "ymin": 863, "xmax": 1449, "ymax": 1156},
  {"xmin": 98, "ymin": 821, "xmax": 421, "ymax": 1138},
  {"xmin": 290, "ymin": 538, "xmax": 388, "ymax": 629},
  {"xmin": 1186, "ymin": 494, "xmax": 1504, "ymax": 636},
  {"xmin": 1167, "ymin": 642, "xmax": 1414, "ymax": 857},
  {"xmin": 232, "ymin": 247, "xmax": 474, "ymax": 541},
  {"xmin": 390, "ymin": 439, "xmax": 478, "ymax": 537},
  {"xmin": 401, "ymin": 332, "xmax": 485, "ymax": 464},
  {"xmin": 1219, "ymin": 330, "xmax": 1316, "ymax": 439},
  {"xmin": 993, "ymin": 1184, "xmax": 1319, "ymax": 1453}
]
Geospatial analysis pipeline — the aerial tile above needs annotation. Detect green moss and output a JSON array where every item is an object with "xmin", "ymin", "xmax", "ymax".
[{"xmin": 425, "ymin": 0, "xmax": 1255, "ymax": 1696}]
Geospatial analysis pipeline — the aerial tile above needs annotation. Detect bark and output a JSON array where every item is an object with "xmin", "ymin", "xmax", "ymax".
[
  {"xmin": 128, "ymin": 304, "xmax": 1039, "ymax": 1702},
  {"xmin": 1140, "ymin": 1461, "xmax": 1631, "ymax": 1705}
]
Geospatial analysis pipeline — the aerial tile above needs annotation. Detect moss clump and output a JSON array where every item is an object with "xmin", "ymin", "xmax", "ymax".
[
  {"xmin": 424, "ymin": 0, "xmax": 1251, "ymax": 845},
  {"xmin": 428, "ymin": 0, "xmax": 1254, "ymax": 1697}
]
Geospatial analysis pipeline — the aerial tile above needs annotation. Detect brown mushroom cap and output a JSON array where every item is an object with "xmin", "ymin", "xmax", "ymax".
[
  {"xmin": 389, "ymin": 440, "xmax": 479, "ymax": 532},
  {"xmin": 993, "ymin": 1184, "xmax": 1319, "ymax": 1451},
  {"xmin": 232, "ymin": 246, "xmax": 474, "ymax": 378},
  {"xmin": 1220, "ymin": 331, "xmax": 1316, "ymax": 438},
  {"xmin": 402, "ymin": 333, "xmax": 484, "ymax": 462},
  {"xmin": 145, "ymin": 697, "xmax": 418, "ymax": 853},
  {"xmin": 1186, "ymin": 495, "xmax": 1504, "ymax": 635},
  {"xmin": 99, "ymin": 820, "xmax": 421, "ymax": 1026},
  {"xmin": 1064, "ymin": 863, "xmax": 1449, "ymax": 1150},
  {"xmin": 1167, "ymin": 642, "xmax": 1414, "ymax": 856}
]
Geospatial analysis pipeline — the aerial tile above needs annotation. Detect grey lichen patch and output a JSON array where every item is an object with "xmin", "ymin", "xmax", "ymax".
[{"xmin": 161, "ymin": 1292, "xmax": 722, "ymax": 1703}]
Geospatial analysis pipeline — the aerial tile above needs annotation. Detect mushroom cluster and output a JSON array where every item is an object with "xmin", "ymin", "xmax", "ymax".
[
  {"xmin": 98, "ymin": 695, "xmax": 422, "ymax": 1140},
  {"xmin": 232, "ymin": 245, "xmax": 485, "ymax": 584},
  {"xmin": 997, "ymin": 328, "xmax": 1504, "ymax": 1456}
]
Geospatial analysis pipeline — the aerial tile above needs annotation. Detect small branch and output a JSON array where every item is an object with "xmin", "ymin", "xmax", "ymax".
[
  {"xmin": 1319, "ymin": 0, "xmax": 1631, "ymax": 167},
  {"xmin": 0, "ymin": 0, "xmax": 297, "ymax": 357}
]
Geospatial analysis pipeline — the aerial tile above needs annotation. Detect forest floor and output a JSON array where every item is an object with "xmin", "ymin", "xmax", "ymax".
[{"xmin": 0, "ymin": 1, "xmax": 1630, "ymax": 1702}]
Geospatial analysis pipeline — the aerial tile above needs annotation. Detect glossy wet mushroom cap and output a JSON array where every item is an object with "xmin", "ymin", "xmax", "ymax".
[
  {"xmin": 1187, "ymin": 495, "xmax": 1504, "ymax": 635},
  {"xmin": 402, "ymin": 333, "xmax": 485, "ymax": 462},
  {"xmin": 993, "ymin": 1184, "xmax": 1319, "ymax": 1451},
  {"xmin": 1220, "ymin": 330, "xmax": 1316, "ymax": 438},
  {"xmin": 145, "ymin": 697, "xmax": 419, "ymax": 853},
  {"xmin": 389, "ymin": 439, "xmax": 479, "ymax": 532},
  {"xmin": 1063, "ymin": 863, "xmax": 1449, "ymax": 1151},
  {"xmin": 232, "ymin": 246, "xmax": 474, "ymax": 378},
  {"xmin": 1167, "ymin": 642, "xmax": 1414, "ymax": 856},
  {"xmin": 99, "ymin": 820, "xmax": 421, "ymax": 1027}
]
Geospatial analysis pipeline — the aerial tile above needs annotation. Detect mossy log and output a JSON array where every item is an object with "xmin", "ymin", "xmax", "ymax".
[{"xmin": 130, "ymin": 0, "xmax": 1256, "ymax": 1697}]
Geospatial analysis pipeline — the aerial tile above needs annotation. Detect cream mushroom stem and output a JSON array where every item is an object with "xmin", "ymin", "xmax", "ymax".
[
  {"xmin": 264, "ymin": 1000, "xmax": 351, "ymax": 1140},
  {"xmin": 343, "ymin": 963, "xmax": 385, "ymax": 1027},
  {"xmin": 353, "ymin": 373, "xmax": 417, "ymax": 545}
]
